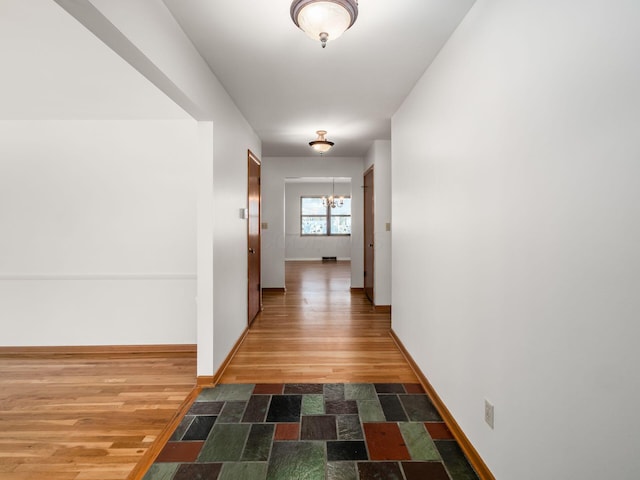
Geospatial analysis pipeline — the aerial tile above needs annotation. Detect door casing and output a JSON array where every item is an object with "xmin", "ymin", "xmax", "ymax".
[
  {"xmin": 364, "ymin": 166, "xmax": 374, "ymax": 303},
  {"xmin": 247, "ymin": 150, "xmax": 261, "ymax": 324}
]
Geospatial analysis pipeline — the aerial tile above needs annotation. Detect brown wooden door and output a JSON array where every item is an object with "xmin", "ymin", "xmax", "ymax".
[
  {"xmin": 364, "ymin": 167, "xmax": 374, "ymax": 303},
  {"xmin": 248, "ymin": 150, "xmax": 261, "ymax": 324}
]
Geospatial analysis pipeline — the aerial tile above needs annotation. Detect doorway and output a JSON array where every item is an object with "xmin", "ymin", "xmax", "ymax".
[
  {"xmin": 283, "ymin": 177, "xmax": 352, "ymax": 289},
  {"xmin": 247, "ymin": 150, "xmax": 261, "ymax": 325},
  {"xmin": 363, "ymin": 166, "xmax": 374, "ymax": 303}
]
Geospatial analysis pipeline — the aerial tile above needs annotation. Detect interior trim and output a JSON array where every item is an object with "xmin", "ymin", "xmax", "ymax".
[
  {"xmin": 127, "ymin": 386, "xmax": 202, "ymax": 480},
  {"xmin": 389, "ymin": 329, "xmax": 495, "ymax": 480},
  {"xmin": 284, "ymin": 258, "xmax": 351, "ymax": 262},
  {"xmin": 0, "ymin": 273, "xmax": 196, "ymax": 281},
  {"xmin": 196, "ymin": 376, "xmax": 214, "ymax": 386},
  {"xmin": 0, "ymin": 344, "xmax": 197, "ymax": 355},
  {"xmin": 209, "ymin": 327, "xmax": 250, "ymax": 386}
]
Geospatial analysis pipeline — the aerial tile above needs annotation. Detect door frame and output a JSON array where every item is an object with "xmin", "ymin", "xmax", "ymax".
[
  {"xmin": 247, "ymin": 150, "xmax": 262, "ymax": 325},
  {"xmin": 363, "ymin": 166, "xmax": 374, "ymax": 303}
]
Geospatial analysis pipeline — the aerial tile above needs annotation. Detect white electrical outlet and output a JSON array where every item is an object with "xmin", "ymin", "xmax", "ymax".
[{"xmin": 484, "ymin": 399, "xmax": 494, "ymax": 429}]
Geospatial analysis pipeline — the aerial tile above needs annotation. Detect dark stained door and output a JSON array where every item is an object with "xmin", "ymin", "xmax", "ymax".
[
  {"xmin": 248, "ymin": 150, "xmax": 261, "ymax": 324},
  {"xmin": 364, "ymin": 167, "xmax": 374, "ymax": 303}
]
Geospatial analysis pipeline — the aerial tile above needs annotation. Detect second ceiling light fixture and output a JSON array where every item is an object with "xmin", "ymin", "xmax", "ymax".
[
  {"xmin": 290, "ymin": 0, "xmax": 359, "ymax": 48},
  {"xmin": 309, "ymin": 130, "xmax": 334, "ymax": 154}
]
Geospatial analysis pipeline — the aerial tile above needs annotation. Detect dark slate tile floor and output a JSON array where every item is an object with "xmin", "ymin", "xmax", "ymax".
[{"xmin": 142, "ymin": 383, "xmax": 480, "ymax": 480}]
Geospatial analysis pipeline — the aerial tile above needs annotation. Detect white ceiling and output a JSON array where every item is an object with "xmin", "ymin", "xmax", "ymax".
[
  {"xmin": 163, "ymin": 0, "xmax": 476, "ymax": 156},
  {"xmin": 0, "ymin": 0, "xmax": 475, "ymax": 156}
]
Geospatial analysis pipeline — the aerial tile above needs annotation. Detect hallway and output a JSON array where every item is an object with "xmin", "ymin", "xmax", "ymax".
[
  {"xmin": 144, "ymin": 261, "xmax": 481, "ymax": 479},
  {"xmin": 0, "ymin": 262, "xmax": 481, "ymax": 480},
  {"xmin": 220, "ymin": 261, "xmax": 417, "ymax": 384}
]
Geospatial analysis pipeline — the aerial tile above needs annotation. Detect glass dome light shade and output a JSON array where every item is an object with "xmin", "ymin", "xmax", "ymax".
[
  {"xmin": 291, "ymin": 0, "xmax": 358, "ymax": 45},
  {"xmin": 309, "ymin": 130, "xmax": 334, "ymax": 153},
  {"xmin": 310, "ymin": 141, "xmax": 333, "ymax": 153}
]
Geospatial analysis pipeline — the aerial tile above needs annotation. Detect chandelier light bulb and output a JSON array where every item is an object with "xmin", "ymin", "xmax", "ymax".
[{"xmin": 323, "ymin": 178, "xmax": 344, "ymax": 208}]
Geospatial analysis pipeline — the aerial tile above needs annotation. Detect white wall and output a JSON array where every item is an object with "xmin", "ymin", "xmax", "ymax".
[
  {"xmin": 364, "ymin": 140, "xmax": 392, "ymax": 306},
  {"xmin": 262, "ymin": 157, "xmax": 364, "ymax": 289},
  {"xmin": 392, "ymin": 1, "xmax": 640, "ymax": 478},
  {"xmin": 76, "ymin": 0, "xmax": 262, "ymax": 376},
  {"xmin": 285, "ymin": 182, "xmax": 352, "ymax": 261},
  {"xmin": 196, "ymin": 122, "xmax": 214, "ymax": 372},
  {"xmin": 0, "ymin": 120, "xmax": 197, "ymax": 346},
  {"xmin": 211, "ymin": 123, "xmax": 261, "ymax": 373}
]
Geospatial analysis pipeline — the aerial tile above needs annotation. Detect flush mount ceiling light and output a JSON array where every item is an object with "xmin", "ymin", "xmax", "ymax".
[
  {"xmin": 290, "ymin": 0, "xmax": 359, "ymax": 48},
  {"xmin": 309, "ymin": 130, "xmax": 334, "ymax": 154}
]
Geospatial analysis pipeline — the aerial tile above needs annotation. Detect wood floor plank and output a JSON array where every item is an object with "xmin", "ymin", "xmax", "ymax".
[
  {"xmin": 0, "ymin": 351, "xmax": 195, "ymax": 480},
  {"xmin": 1, "ymin": 261, "xmax": 417, "ymax": 479},
  {"xmin": 220, "ymin": 261, "xmax": 418, "ymax": 384}
]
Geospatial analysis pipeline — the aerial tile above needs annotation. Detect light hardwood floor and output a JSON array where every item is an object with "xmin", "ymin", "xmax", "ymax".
[
  {"xmin": 0, "ymin": 261, "xmax": 415, "ymax": 479},
  {"xmin": 220, "ymin": 261, "xmax": 417, "ymax": 384},
  {"xmin": 0, "ymin": 350, "xmax": 196, "ymax": 480}
]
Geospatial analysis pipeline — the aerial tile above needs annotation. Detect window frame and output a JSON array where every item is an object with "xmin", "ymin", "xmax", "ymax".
[{"xmin": 300, "ymin": 196, "xmax": 351, "ymax": 237}]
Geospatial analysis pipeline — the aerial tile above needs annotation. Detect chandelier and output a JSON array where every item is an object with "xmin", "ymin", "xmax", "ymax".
[
  {"xmin": 322, "ymin": 178, "xmax": 344, "ymax": 208},
  {"xmin": 290, "ymin": 0, "xmax": 359, "ymax": 49},
  {"xmin": 309, "ymin": 130, "xmax": 334, "ymax": 154}
]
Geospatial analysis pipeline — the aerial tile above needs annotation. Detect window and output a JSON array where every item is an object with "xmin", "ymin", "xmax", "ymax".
[{"xmin": 301, "ymin": 196, "xmax": 351, "ymax": 236}]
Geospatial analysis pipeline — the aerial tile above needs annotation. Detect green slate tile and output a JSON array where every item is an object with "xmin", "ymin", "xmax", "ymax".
[
  {"xmin": 219, "ymin": 462, "xmax": 268, "ymax": 480},
  {"xmin": 197, "ymin": 384, "xmax": 255, "ymax": 402},
  {"xmin": 327, "ymin": 461, "xmax": 358, "ymax": 480},
  {"xmin": 357, "ymin": 399, "xmax": 385, "ymax": 422},
  {"xmin": 337, "ymin": 415, "xmax": 363, "ymax": 440},
  {"xmin": 218, "ymin": 401, "xmax": 247, "ymax": 423},
  {"xmin": 242, "ymin": 424, "xmax": 275, "ymax": 461},
  {"xmin": 267, "ymin": 441, "xmax": 325, "ymax": 480},
  {"xmin": 435, "ymin": 440, "xmax": 480, "ymax": 479},
  {"xmin": 399, "ymin": 422, "xmax": 441, "ymax": 461},
  {"xmin": 242, "ymin": 395, "xmax": 271, "ymax": 422},
  {"xmin": 198, "ymin": 423, "xmax": 251, "ymax": 461},
  {"xmin": 399, "ymin": 394, "xmax": 442, "ymax": 421},
  {"xmin": 142, "ymin": 463, "xmax": 179, "ymax": 480},
  {"xmin": 344, "ymin": 383, "xmax": 377, "ymax": 400},
  {"xmin": 324, "ymin": 383, "xmax": 345, "ymax": 401},
  {"xmin": 302, "ymin": 394, "xmax": 325, "ymax": 415},
  {"xmin": 145, "ymin": 385, "xmax": 477, "ymax": 480}
]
